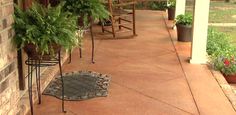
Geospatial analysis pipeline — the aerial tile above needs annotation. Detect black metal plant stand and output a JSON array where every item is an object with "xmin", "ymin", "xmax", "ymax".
[
  {"xmin": 90, "ymin": 22, "xmax": 95, "ymax": 64},
  {"xmin": 25, "ymin": 51, "xmax": 66, "ymax": 115},
  {"xmin": 69, "ymin": 20, "xmax": 95, "ymax": 64}
]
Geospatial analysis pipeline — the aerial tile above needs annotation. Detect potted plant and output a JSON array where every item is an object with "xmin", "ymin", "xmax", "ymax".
[
  {"xmin": 167, "ymin": 0, "xmax": 176, "ymax": 20},
  {"xmin": 175, "ymin": 13, "xmax": 193, "ymax": 42},
  {"xmin": 13, "ymin": 2, "xmax": 81, "ymax": 60},
  {"xmin": 207, "ymin": 29, "xmax": 236, "ymax": 83},
  {"xmin": 62, "ymin": 0, "xmax": 109, "ymax": 27},
  {"xmin": 211, "ymin": 45, "xmax": 236, "ymax": 83},
  {"xmin": 212, "ymin": 53, "xmax": 236, "ymax": 83}
]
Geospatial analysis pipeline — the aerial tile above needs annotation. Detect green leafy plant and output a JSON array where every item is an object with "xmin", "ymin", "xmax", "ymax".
[
  {"xmin": 13, "ymin": 2, "xmax": 81, "ymax": 55},
  {"xmin": 207, "ymin": 28, "xmax": 232, "ymax": 55},
  {"xmin": 62, "ymin": 0, "xmax": 109, "ymax": 27},
  {"xmin": 167, "ymin": 0, "xmax": 176, "ymax": 8},
  {"xmin": 211, "ymin": 51, "xmax": 236, "ymax": 76},
  {"xmin": 175, "ymin": 13, "xmax": 193, "ymax": 25},
  {"xmin": 148, "ymin": 1, "xmax": 167, "ymax": 10},
  {"xmin": 207, "ymin": 28, "xmax": 236, "ymax": 75}
]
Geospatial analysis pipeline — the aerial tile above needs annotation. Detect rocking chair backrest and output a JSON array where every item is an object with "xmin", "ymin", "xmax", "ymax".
[{"xmin": 102, "ymin": 0, "xmax": 137, "ymax": 38}]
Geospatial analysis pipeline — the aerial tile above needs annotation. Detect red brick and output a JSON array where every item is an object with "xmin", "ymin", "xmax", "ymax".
[
  {"xmin": 2, "ymin": 4, "xmax": 13, "ymax": 17},
  {"xmin": 2, "ymin": 19, "xmax": 7, "ymax": 29},
  {"xmin": 0, "ymin": 29, "xmax": 8, "ymax": 42},
  {"xmin": 1, "ymin": 0, "xmax": 13, "ymax": 5},
  {"xmin": 7, "ymin": 15, "xmax": 14, "ymax": 27},
  {"xmin": 0, "ymin": 8, "xmax": 3, "ymax": 20},
  {"xmin": 0, "ymin": 78, "xmax": 9, "ymax": 93}
]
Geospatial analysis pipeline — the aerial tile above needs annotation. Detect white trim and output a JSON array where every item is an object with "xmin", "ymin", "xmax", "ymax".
[{"xmin": 190, "ymin": 58, "xmax": 208, "ymax": 64}]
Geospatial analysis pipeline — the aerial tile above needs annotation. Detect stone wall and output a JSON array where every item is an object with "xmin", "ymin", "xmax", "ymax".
[{"xmin": 0, "ymin": 0, "xmax": 20, "ymax": 114}]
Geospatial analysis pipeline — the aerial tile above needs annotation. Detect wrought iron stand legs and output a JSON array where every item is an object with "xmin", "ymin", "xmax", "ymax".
[
  {"xmin": 79, "ymin": 48, "xmax": 82, "ymax": 58},
  {"xmin": 27, "ymin": 52, "xmax": 65, "ymax": 115},
  {"xmin": 28, "ymin": 61, "xmax": 41, "ymax": 115},
  {"xmin": 28, "ymin": 60, "xmax": 33, "ymax": 115},
  {"xmin": 68, "ymin": 25, "xmax": 95, "ymax": 64},
  {"xmin": 90, "ymin": 25, "xmax": 95, "ymax": 64},
  {"xmin": 35, "ymin": 61, "xmax": 41, "ymax": 104},
  {"xmin": 68, "ymin": 48, "xmax": 82, "ymax": 64},
  {"xmin": 58, "ymin": 52, "xmax": 66, "ymax": 113},
  {"xmin": 68, "ymin": 53, "xmax": 72, "ymax": 64}
]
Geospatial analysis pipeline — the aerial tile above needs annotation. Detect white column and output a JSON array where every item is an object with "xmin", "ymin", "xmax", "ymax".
[
  {"xmin": 190, "ymin": 0, "xmax": 210, "ymax": 64},
  {"xmin": 175, "ymin": 0, "xmax": 186, "ymax": 17}
]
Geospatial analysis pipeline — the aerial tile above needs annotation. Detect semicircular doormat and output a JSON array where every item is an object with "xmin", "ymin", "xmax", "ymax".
[{"xmin": 43, "ymin": 71, "xmax": 111, "ymax": 101}]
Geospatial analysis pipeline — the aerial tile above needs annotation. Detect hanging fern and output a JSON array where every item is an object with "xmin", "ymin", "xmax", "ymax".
[
  {"xmin": 62, "ymin": 0, "xmax": 110, "ymax": 27},
  {"xmin": 13, "ymin": 2, "xmax": 81, "ymax": 55}
]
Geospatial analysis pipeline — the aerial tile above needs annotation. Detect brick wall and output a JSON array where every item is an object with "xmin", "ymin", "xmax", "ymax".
[
  {"xmin": 0, "ymin": 0, "xmax": 69, "ymax": 114},
  {"xmin": 0, "ymin": 0, "xmax": 20, "ymax": 115}
]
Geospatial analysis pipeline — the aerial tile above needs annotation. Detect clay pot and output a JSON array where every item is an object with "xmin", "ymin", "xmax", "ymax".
[
  {"xmin": 167, "ymin": 7, "xmax": 175, "ymax": 20},
  {"xmin": 23, "ymin": 43, "xmax": 61, "ymax": 60},
  {"xmin": 223, "ymin": 74, "xmax": 236, "ymax": 84},
  {"xmin": 176, "ymin": 24, "xmax": 192, "ymax": 42}
]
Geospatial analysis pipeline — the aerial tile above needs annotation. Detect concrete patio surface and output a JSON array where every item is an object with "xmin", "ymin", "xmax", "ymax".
[{"xmin": 32, "ymin": 10, "xmax": 236, "ymax": 115}]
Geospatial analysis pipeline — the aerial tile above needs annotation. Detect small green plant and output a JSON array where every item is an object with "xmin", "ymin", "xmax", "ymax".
[
  {"xmin": 211, "ymin": 51, "xmax": 236, "ymax": 76},
  {"xmin": 62, "ymin": 0, "xmax": 109, "ymax": 27},
  {"xmin": 135, "ymin": 2, "xmax": 145, "ymax": 9},
  {"xmin": 207, "ymin": 28, "xmax": 236, "ymax": 75},
  {"xmin": 13, "ymin": 2, "xmax": 80, "ymax": 55},
  {"xmin": 148, "ymin": 1, "xmax": 167, "ymax": 10},
  {"xmin": 167, "ymin": 0, "xmax": 176, "ymax": 8},
  {"xmin": 207, "ymin": 28, "xmax": 232, "ymax": 55},
  {"xmin": 175, "ymin": 13, "xmax": 193, "ymax": 25}
]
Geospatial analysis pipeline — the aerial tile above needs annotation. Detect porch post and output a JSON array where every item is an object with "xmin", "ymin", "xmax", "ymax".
[
  {"xmin": 190, "ymin": 0, "xmax": 210, "ymax": 64},
  {"xmin": 175, "ymin": 0, "xmax": 186, "ymax": 17}
]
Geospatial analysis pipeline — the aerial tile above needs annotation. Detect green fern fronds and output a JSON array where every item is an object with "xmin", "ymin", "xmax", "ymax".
[{"xmin": 13, "ymin": 2, "xmax": 81, "ymax": 55}]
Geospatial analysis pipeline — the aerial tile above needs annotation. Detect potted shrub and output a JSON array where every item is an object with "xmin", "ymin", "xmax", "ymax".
[
  {"xmin": 13, "ymin": 2, "xmax": 81, "ymax": 60},
  {"xmin": 210, "ymin": 46, "xmax": 236, "ymax": 83},
  {"xmin": 212, "ymin": 52, "xmax": 236, "ymax": 83},
  {"xmin": 167, "ymin": 0, "xmax": 176, "ymax": 20},
  {"xmin": 175, "ymin": 13, "xmax": 193, "ymax": 42},
  {"xmin": 62, "ymin": 0, "xmax": 109, "ymax": 27},
  {"xmin": 207, "ymin": 29, "xmax": 236, "ymax": 83}
]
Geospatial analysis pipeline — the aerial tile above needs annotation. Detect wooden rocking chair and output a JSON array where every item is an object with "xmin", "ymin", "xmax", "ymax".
[{"xmin": 101, "ymin": 0, "xmax": 137, "ymax": 38}]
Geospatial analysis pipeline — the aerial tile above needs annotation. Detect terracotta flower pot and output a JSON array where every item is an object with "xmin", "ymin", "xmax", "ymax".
[
  {"xmin": 23, "ymin": 43, "xmax": 61, "ymax": 60},
  {"xmin": 223, "ymin": 74, "xmax": 236, "ymax": 84},
  {"xmin": 167, "ymin": 7, "xmax": 175, "ymax": 20}
]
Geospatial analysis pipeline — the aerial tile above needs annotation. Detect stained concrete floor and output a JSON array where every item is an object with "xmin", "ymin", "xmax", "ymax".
[{"xmin": 33, "ymin": 10, "xmax": 236, "ymax": 115}]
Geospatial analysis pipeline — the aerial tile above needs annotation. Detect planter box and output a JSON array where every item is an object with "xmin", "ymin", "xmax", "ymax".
[
  {"xmin": 223, "ymin": 74, "xmax": 236, "ymax": 84},
  {"xmin": 24, "ymin": 43, "xmax": 61, "ymax": 60}
]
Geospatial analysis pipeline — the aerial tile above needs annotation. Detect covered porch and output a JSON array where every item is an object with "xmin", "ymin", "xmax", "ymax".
[{"xmin": 32, "ymin": 10, "xmax": 235, "ymax": 115}]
